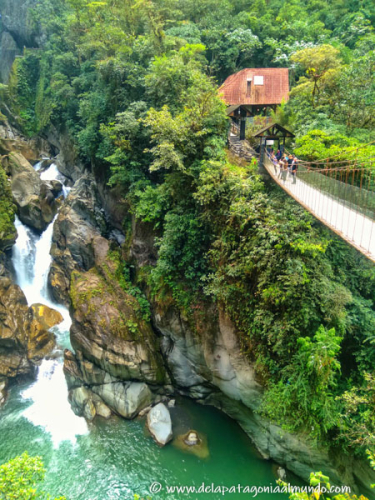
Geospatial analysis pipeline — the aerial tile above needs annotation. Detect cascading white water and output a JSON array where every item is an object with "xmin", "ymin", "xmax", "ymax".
[
  {"xmin": 11, "ymin": 161, "xmax": 87, "ymax": 446},
  {"xmin": 13, "ymin": 215, "xmax": 56, "ymax": 307},
  {"xmin": 33, "ymin": 160, "xmax": 43, "ymax": 172},
  {"xmin": 40, "ymin": 163, "xmax": 61, "ymax": 181},
  {"xmin": 12, "ymin": 217, "xmax": 36, "ymax": 293},
  {"xmin": 62, "ymin": 185, "xmax": 71, "ymax": 199}
]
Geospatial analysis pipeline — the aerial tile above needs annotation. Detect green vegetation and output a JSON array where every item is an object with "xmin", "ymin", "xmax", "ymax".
[
  {"xmin": 0, "ymin": 453, "xmax": 66, "ymax": 500},
  {"xmin": 279, "ymin": 450, "xmax": 375, "ymax": 500},
  {"xmin": 0, "ymin": 164, "xmax": 16, "ymax": 248},
  {"xmin": 5, "ymin": 0, "xmax": 375, "ymax": 459}
]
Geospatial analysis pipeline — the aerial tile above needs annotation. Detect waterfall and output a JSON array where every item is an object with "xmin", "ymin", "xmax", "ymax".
[
  {"xmin": 13, "ymin": 215, "xmax": 56, "ymax": 307},
  {"xmin": 33, "ymin": 160, "xmax": 43, "ymax": 172},
  {"xmin": 62, "ymin": 185, "xmax": 71, "ymax": 199},
  {"xmin": 12, "ymin": 217, "xmax": 36, "ymax": 294},
  {"xmin": 40, "ymin": 163, "xmax": 61, "ymax": 181},
  {"xmin": 11, "ymin": 161, "xmax": 88, "ymax": 446}
]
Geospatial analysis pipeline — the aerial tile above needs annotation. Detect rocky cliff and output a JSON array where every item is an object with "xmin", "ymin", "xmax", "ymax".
[{"xmin": 0, "ymin": 0, "xmax": 38, "ymax": 82}]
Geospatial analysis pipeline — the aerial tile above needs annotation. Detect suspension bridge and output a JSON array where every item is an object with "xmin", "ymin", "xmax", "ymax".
[
  {"xmin": 263, "ymin": 157, "xmax": 375, "ymax": 262},
  {"xmin": 229, "ymin": 128, "xmax": 375, "ymax": 263}
]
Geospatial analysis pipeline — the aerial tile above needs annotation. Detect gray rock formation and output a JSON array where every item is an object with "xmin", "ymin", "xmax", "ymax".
[
  {"xmin": 0, "ymin": 31, "xmax": 18, "ymax": 83},
  {"xmin": 69, "ymin": 263, "xmax": 167, "ymax": 385},
  {"xmin": 147, "ymin": 403, "xmax": 173, "ymax": 446},
  {"xmin": 52, "ymin": 172, "xmax": 167, "ymax": 421},
  {"xmin": 5, "ymin": 152, "xmax": 59, "ymax": 231},
  {"xmin": 0, "ymin": 0, "xmax": 38, "ymax": 82},
  {"xmin": 0, "ymin": 120, "xmax": 51, "ymax": 161},
  {"xmin": 156, "ymin": 307, "xmax": 263, "ymax": 410},
  {"xmin": 95, "ymin": 381, "xmax": 152, "ymax": 419},
  {"xmin": 64, "ymin": 351, "xmax": 153, "ymax": 420},
  {"xmin": 48, "ymin": 174, "xmax": 110, "ymax": 305}
]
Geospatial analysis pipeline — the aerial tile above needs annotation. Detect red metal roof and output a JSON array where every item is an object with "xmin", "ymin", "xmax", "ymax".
[{"xmin": 219, "ymin": 68, "xmax": 289, "ymax": 106}]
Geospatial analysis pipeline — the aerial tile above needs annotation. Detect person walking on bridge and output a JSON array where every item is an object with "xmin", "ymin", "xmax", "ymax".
[
  {"xmin": 281, "ymin": 159, "xmax": 288, "ymax": 183},
  {"xmin": 288, "ymin": 154, "xmax": 293, "ymax": 177},
  {"xmin": 277, "ymin": 159, "xmax": 283, "ymax": 179},
  {"xmin": 291, "ymin": 156, "xmax": 298, "ymax": 184}
]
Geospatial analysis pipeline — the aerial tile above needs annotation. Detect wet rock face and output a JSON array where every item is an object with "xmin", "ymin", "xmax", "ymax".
[
  {"xmin": 47, "ymin": 128, "xmax": 84, "ymax": 183},
  {"xmin": 0, "ymin": 121, "xmax": 51, "ymax": 161},
  {"xmin": 155, "ymin": 306, "xmax": 263, "ymax": 411},
  {"xmin": 0, "ymin": 277, "xmax": 59, "ymax": 392},
  {"xmin": 62, "ymin": 243, "xmax": 168, "ymax": 420},
  {"xmin": 48, "ymin": 174, "xmax": 110, "ymax": 305},
  {"xmin": 68, "ymin": 385, "xmax": 112, "ymax": 421},
  {"xmin": 6, "ymin": 152, "xmax": 59, "ymax": 232},
  {"xmin": 64, "ymin": 350, "xmax": 153, "ymax": 420},
  {"xmin": 30, "ymin": 304, "xmax": 63, "ymax": 331},
  {"xmin": 69, "ymin": 263, "xmax": 167, "ymax": 386}
]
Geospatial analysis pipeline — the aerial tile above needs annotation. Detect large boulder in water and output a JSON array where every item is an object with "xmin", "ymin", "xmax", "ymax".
[
  {"xmin": 147, "ymin": 403, "xmax": 173, "ymax": 446},
  {"xmin": 94, "ymin": 381, "xmax": 152, "ymax": 419},
  {"xmin": 30, "ymin": 303, "xmax": 63, "ymax": 330},
  {"xmin": 173, "ymin": 430, "xmax": 209, "ymax": 459}
]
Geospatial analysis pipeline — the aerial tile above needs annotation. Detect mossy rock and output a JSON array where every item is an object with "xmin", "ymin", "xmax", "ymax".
[
  {"xmin": 173, "ymin": 430, "xmax": 209, "ymax": 459},
  {"xmin": 69, "ymin": 263, "xmax": 167, "ymax": 385}
]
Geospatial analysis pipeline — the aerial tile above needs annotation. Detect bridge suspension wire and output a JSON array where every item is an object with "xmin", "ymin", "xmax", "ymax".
[{"xmin": 264, "ymin": 156, "xmax": 375, "ymax": 262}]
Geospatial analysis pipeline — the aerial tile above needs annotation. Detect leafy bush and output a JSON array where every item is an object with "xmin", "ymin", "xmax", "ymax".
[
  {"xmin": 260, "ymin": 326, "xmax": 343, "ymax": 440},
  {"xmin": 0, "ymin": 452, "xmax": 66, "ymax": 500}
]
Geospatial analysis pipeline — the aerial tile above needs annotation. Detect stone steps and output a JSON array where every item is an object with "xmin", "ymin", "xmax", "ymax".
[{"xmin": 228, "ymin": 134, "xmax": 256, "ymax": 162}]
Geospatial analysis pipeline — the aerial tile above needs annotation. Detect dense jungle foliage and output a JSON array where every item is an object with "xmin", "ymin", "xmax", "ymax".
[{"xmin": 1, "ymin": 0, "xmax": 374, "ymax": 457}]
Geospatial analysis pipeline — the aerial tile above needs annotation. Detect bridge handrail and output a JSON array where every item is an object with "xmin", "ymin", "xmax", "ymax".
[{"xmin": 266, "ymin": 151, "xmax": 375, "ymax": 220}]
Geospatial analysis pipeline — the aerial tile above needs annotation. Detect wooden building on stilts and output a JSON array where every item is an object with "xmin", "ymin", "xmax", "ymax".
[{"xmin": 219, "ymin": 68, "xmax": 290, "ymax": 140}]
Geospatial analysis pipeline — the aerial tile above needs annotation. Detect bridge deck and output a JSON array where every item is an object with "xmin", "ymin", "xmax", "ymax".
[{"xmin": 264, "ymin": 159, "xmax": 375, "ymax": 263}]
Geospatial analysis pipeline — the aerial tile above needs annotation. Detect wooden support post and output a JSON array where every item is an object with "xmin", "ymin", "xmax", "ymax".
[
  {"xmin": 240, "ymin": 118, "xmax": 246, "ymax": 141},
  {"xmin": 259, "ymin": 138, "xmax": 265, "ymax": 169}
]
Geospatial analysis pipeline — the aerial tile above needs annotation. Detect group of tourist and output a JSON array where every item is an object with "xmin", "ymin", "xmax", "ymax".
[{"xmin": 268, "ymin": 149, "xmax": 299, "ymax": 184}]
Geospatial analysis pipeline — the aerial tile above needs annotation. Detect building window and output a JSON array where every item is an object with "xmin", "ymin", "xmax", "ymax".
[
  {"xmin": 254, "ymin": 75, "xmax": 264, "ymax": 85},
  {"xmin": 246, "ymin": 79, "xmax": 252, "ymax": 97}
]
